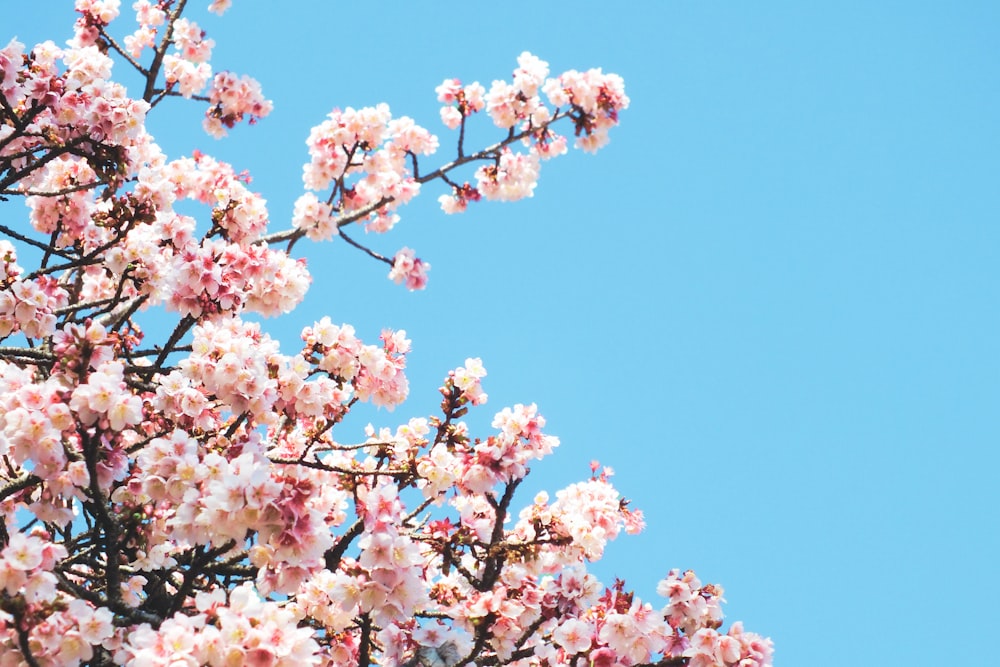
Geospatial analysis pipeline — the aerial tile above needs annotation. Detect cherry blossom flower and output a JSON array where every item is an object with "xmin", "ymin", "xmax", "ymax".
[
  {"xmin": 553, "ymin": 618, "xmax": 594, "ymax": 655},
  {"xmin": 389, "ymin": 247, "xmax": 431, "ymax": 290}
]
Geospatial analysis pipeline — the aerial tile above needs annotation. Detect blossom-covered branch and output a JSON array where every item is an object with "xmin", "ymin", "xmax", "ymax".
[{"xmin": 0, "ymin": 2, "xmax": 771, "ymax": 667}]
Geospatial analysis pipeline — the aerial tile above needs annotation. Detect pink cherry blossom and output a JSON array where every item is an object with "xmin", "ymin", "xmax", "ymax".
[
  {"xmin": 475, "ymin": 149, "xmax": 540, "ymax": 202},
  {"xmin": 553, "ymin": 618, "xmax": 594, "ymax": 655},
  {"xmin": 389, "ymin": 247, "xmax": 431, "ymax": 290},
  {"xmin": 204, "ymin": 71, "xmax": 273, "ymax": 137}
]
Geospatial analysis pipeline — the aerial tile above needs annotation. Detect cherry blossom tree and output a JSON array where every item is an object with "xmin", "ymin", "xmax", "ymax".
[{"xmin": 0, "ymin": 2, "xmax": 773, "ymax": 666}]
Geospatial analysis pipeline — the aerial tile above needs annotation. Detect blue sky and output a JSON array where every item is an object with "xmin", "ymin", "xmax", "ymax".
[{"xmin": 11, "ymin": 2, "xmax": 1000, "ymax": 665}]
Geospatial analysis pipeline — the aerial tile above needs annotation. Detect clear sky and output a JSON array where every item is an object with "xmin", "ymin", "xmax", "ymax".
[{"xmin": 10, "ymin": 2, "xmax": 1000, "ymax": 665}]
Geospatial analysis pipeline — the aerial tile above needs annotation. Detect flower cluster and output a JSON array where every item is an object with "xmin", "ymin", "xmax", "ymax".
[
  {"xmin": 0, "ymin": 245, "xmax": 68, "ymax": 339},
  {"xmin": 389, "ymin": 247, "xmax": 431, "ymax": 291},
  {"xmin": 475, "ymin": 148, "xmax": 541, "ymax": 202},
  {"xmin": 73, "ymin": 0, "xmax": 122, "ymax": 44},
  {"xmin": 166, "ymin": 238, "xmax": 309, "ymax": 319},
  {"xmin": 204, "ymin": 70, "xmax": 273, "ymax": 137},
  {"xmin": 70, "ymin": 359, "xmax": 143, "ymax": 430},
  {"xmin": 25, "ymin": 157, "xmax": 98, "ymax": 246},
  {"xmin": 450, "ymin": 357, "xmax": 488, "ymax": 406},
  {"xmin": 163, "ymin": 18, "xmax": 215, "ymax": 98},
  {"xmin": 658, "ymin": 568, "xmax": 726, "ymax": 635},
  {"xmin": 166, "ymin": 151, "xmax": 272, "ymax": 244},
  {"xmin": 0, "ymin": 596, "xmax": 116, "ymax": 667},
  {"xmin": 0, "ymin": 530, "xmax": 66, "ymax": 602},
  {"xmin": 298, "ymin": 104, "xmax": 437, "ymax": 240},
  {"xmin": 545, "ymin": 473, "xmax": 634, "ymax": 561},
  {"xmin": 684, "ymin": 623, "xmax": 775, "ymax": 667},
  {"xmin": 0, "ymin": 365, "xmax": 69, "ymax": 486},
  {"xmin": 80, "ymin": 0, "xmax": 269, "ymax": 136},
  {"xmin": 300, "ymin": 317, "xmax": 411, "ymax": 410},
  {"xmin": 178, "ymin": 317, "xmax": 286, "ymax": 420},
  {"xmin": 0, "ymin": 531, "xmax": 119, "ymax": 666},
  {"xmin": 455, "ymin": 403, "xmax": 558, "ymax": 493},
  {"xmin": 119, "ymin": 585, "xmax": 321, "ymax": 666},
  {"xmin": 543, "ymin": 66, "xmax": 630, "ymax": 153},
  {"xmin": 1, "ymin": 37, "xmax": 149, "ymax": 169},
  {"xmin": 436, "ymin": 77, "xmax": 486, "ymax": 129},
  {"xmin": 435, "ymin": 51, "xmax": 625, "ymax": 217},
  {"xmin": 484, "ymin": 51, "xmax": 551, "ymax": 129},
  {"xmin": 124, "ymin": 0, "xmax": 166, "ymax": 58},
  {"xmin": 353, "ymin": 483, "xmax": 429, "ymax": 626},
  {"xmin": 291, "ymin": 191, "xmax": 337, "ymax": 241},
  {"xmin": 437, "ymin": 182, "xmax": 481, "ymax": 214},
  {"xmin": 130, "ymin": 425, "xmax": 349, "ymax": 593}
]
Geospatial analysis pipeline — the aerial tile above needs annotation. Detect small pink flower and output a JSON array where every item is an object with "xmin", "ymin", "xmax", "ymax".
[
  {"xmin": 553, "ymin": 618, "xmax": 593, "ymax": 655},
  {"xmin": 388, "ymin": 247, "xmax": 430, "ymax": 290}
]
